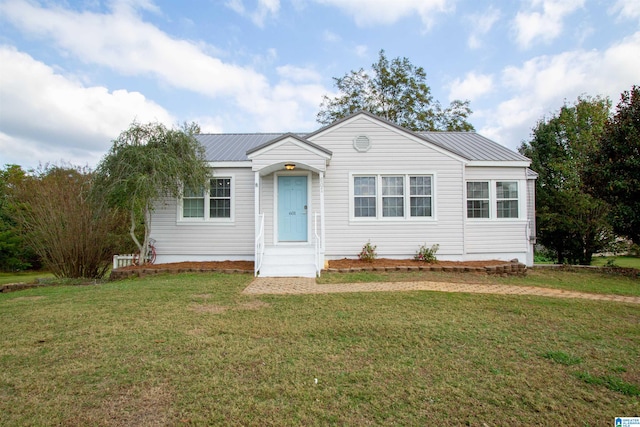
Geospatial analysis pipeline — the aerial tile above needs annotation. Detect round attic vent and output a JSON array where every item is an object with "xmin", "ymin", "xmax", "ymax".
[{"xmin": 353, "ymin": 135, "xmax": 371, "ymax": 152}]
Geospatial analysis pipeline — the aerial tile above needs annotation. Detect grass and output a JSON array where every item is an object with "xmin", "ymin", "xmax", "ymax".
[
  {"xmin": 1, "ymin": 271, "xmax": 639, "ymax": 425},
  {"xmin": 0, "ymin": 270, "xmax": 53, "ymax": 285},
  {"xmin": 318, "ymin": 267, "xmax": 640, "ymax": 296},
  {"xmin": 591, "ymin": 255, "xmax": 640, "ymax": 269}
]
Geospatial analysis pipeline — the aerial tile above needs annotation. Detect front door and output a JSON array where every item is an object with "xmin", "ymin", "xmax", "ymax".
[{"xmin": 278, "ymin": 176, "xmax": 308, "ymax": 242}]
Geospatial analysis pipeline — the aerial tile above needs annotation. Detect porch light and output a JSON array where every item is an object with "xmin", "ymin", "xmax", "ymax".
[{"xmin": 284, "ymin": 163, "xmax": 295, "ymax": 170}]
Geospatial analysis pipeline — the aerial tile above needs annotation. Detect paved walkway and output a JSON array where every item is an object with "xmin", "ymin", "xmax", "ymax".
[{"xmin": 243, "ymin": 277, "xmax": 640, "ymax": 304}]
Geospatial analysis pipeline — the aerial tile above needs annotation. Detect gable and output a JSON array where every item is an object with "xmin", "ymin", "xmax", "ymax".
[
  {"xmin": 247, "ymin": 134, "xmax": 332, "ymax": 173},
  {"xmin": 307, "ymin": 112, "xmax": 469, "ymax": 164},
  {"xmin": 246, "ymin": 133, "xmax": 332, "ymax": 159}
]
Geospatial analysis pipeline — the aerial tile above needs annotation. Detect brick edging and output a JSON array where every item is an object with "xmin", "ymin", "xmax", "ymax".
[
  {"xmin": 323, "ymin": 261, "xmax": 527, "ymax": 276},
  {"xmin": 109, "ymin": 261, "xmax": 528, "ymax": 281},
  {"xmin": 109, "ymin": 268, "xmax": 253, "ymax": 281}
]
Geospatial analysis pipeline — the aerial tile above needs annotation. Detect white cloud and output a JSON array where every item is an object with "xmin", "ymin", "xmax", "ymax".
[
  {"xmin": 0, "ymin": 0, "xmax": 270, "ymax": 100},
  {"xmin": 610, "ymin": 0, "xmax": 640, "ymax": 21},
  {"xmin": 466, "ymin": 7, "xmax": 500, "ymax": 49},
  {"xmin": 0, "ymin": 46, "xmax": 173, "ymax": 167},
  {"xmin": 276, "ymin": 65, "xmax": 322, "ymax": 83},
  {"xmin": 354, "ymin": 45, "xmax": 368, "ymax": 58},
  {"xmin": 512, "ymin": 0, "xmax": 585, "ymax": 49},
  {"xmin": 313, "ymin": 0, "xmax": 452, "ymax": 29},
  {"xmin": 0, "ymin": 0, "xmax": 328, "ymax": 136},
  {"xmin": 479, "ymin": 31, "xmax": 640, "ymax": 149},
  {"xmin": 448, "ymin": 72, "xmax": 494, "ymax": 102},
  {"xmin": 322, "ymin": 30, "xmax": 341, "ymax": 43},
  {"xmin": 225, "ymin": 0, "xmax": 280, "ymax": 27}
]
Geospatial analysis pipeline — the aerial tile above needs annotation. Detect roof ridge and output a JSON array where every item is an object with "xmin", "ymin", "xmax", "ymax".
[{"xmin": 197, "ymin": 132, "xmax": 307, "ymax": 136}]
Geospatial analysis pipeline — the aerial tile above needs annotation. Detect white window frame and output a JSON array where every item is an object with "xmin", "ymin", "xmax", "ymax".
[
  {"xmin": 496, "ymin": 181, "xmax": 519, "ymax": 219},
  {"xmin": 466, "ymin": 181, "xmax": 490, "ymax": 219},
  {"xmin": 466, "ymin": 179, "xmax": 523, "ymax": 221},
  {"xmin": 209, "ymin": 177, "xmax": 232, "ymax": 219},
  {"xmin": 178, "ymin": 174, "xmax": 235, "ymax": 224},
  {"xmin": 349, "ymin": 172, "xmax": 436, "ymax": 222}
]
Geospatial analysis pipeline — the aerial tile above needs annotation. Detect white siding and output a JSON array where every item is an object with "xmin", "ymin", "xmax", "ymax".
[
  {"xmin": 148, "ymin": 114, "xmax": 533, "ymax": 265},
  {"xmin": 251, "ymin": 140, "xmax": 327, "ymax": 172},
  {"xmin": 465, "ymin": 166, "xmax": 528, "ymax": 181},
  {"xmin": 149, "ymin": 167, "xmax": 255, "ymax": 262},
  {"xmin": 463, "ymin": 165, "xmax": 530, "ymax": 262},
  {"xmin": 310, "ymin": 116, "xmax": 465, "ymax": 259}
]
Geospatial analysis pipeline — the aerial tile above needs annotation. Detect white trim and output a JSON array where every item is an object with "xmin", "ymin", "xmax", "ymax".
[
  {"xmin": 348, "ymin": 171, "xmax": 438, "ymax": 222},
  {"xmin": 465, "ymin": 179, "xmax": 526, "ymax": 221},
  {"xmin": 247, "ymin": 136, "xmax": 332, "ymax": 160},
  {"xmin": 177, "ymin": 173, "xmax": 236, "ymax": 224},
  {"xmin": 467, "ymin": 161, "xmax": 530, "ymax": 167},
  {"xmin": 273, "ymin": 171, "xmax": 313, "ymax": 244},
  {"xmin": 209, "ymin": 161, "xmax": 252, "ymax": 168}
]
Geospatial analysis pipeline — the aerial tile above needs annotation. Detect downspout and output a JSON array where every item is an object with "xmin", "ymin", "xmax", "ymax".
[
  {"xmin": 461, "ymin": 164, "xmax": 466, "ymax": 259},
  {"xmin": 320, "ymin": 171, "xmax": 326, "ymax": 268}
]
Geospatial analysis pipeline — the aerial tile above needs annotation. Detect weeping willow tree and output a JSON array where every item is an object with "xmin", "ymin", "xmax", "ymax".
[{"xmin": 92, "ymin": 122, "xmax": 210, "ymax": 263}]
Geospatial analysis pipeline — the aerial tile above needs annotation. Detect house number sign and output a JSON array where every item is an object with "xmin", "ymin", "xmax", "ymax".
[{"xmin": 289, "ymin": 211, "xmax": 296, "ymax": 215}]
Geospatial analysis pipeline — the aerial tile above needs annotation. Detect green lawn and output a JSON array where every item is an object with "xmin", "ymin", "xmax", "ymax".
[
  {"xmin": 319, "ymin": 266, "xmax": 640, "ymax": 296},
  {"xmin": 591, "ymin": 255, "xmax": 640, "ymax": 269},
  {"xmin": 0, "ymin": 271, "xmax": 53, "ymax": 285},
  {"xmin": 1, "ymin": 272, "xmax": 638, "ymax": 425}
]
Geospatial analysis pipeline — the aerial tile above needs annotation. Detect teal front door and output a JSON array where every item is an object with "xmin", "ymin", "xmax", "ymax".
[{"xmin": 278, "ymin": 176, "xmax": 308, "ymax": 241}]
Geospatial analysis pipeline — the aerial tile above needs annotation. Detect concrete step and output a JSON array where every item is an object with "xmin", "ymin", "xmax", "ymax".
[{"xmin": 259, "ymin": 245, "xmax": 317, "ymax": 277}]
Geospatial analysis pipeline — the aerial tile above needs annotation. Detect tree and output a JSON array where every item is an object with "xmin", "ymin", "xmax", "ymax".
[
  {"xmin": 519, "ymin": 96, "xmax": 613, "ymax": 264},
  {"xmin": 0, "ymin": 165, "xmax": 37, "ymax": 271},
  {"xmin": 9, "ymin": 165, "xmax": 129, "ymax": 278},
  {"xmin": 586, "ymin": 86, "xmax": 640, "ymax": 245},
  {"xmin": 317, "ymin": 50, "xmax": 474, "ymax": 131},
  {"xmin": 92, "ymin": 122, "xmax": 210, "ymax": 263}
]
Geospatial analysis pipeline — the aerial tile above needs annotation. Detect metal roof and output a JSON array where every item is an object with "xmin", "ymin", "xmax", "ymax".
[
  {"xmin": 195, "ymin": 133, "xmax": 283, "ymax": 162},
  {"xmin": 194, "ymin": 116, "xmax": 530, "ymax": 163},
  {"xmin": 418, "ymin": 132, "xmax": 530, "ymax": 162}
]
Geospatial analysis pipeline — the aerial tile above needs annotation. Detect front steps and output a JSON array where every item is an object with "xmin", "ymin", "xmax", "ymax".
[{"xmin": 259, "ymin": 245, "xmax": 317, "ymax": 278}]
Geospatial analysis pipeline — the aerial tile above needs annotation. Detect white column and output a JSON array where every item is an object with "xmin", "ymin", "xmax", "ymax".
[
  {"xmin": 254, "ymin": 171, "xmax": 260, "ymax": 232},
  {"xmin": 319, "ymin": 171, "xmax": 325, "ymax": 252}
]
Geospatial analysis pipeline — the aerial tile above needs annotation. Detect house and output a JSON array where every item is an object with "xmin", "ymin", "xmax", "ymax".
[{"xmin": 150, "ymin": 111, "xmax": 537, "ymax": 277}]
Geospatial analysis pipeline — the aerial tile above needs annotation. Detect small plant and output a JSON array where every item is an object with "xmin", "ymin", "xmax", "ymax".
[
  {"xmin": 358, "ymin": 242, "xmax": 377, "ymax": 262},
  {"xmin": 414, "ymin": 243, "xmax": 439, "ymax": 263}
]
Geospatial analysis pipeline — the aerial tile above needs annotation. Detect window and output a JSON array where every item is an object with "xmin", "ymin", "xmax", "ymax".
[
  {"xmin": 466, "ymin": 180, "xmax": 520, "ymax": 219},
  {"xmin": 497, "ymin": 181, "xmax": 518, "ymax": 218},
  {"xmin": 382, "ymin": 176, "xmax": 404, "ymax": 217},
  {"xmin": 183, "ymin": 186, "xmax": 205, "ymax": 218},
  {"xmin": 467, "ymin": 182, "xmax": 489, "ymax": 218},
  {"xmin": 354, "ymin": 176, "xmax": 376, "ymax": 217},
  {"xmin": 410, "ymin": 176, "xmax": 432, "ymax": 217},
  {"xmin": 181, "ymin": 176, "xmax": 233, "ymax": 221},
  {"xmin": 210, "ymin": 178, "xmax": 231, "ymax": 218},
  {"xmin": 352, "ymin": 174, "xmax": 433, "ymax": 220}
]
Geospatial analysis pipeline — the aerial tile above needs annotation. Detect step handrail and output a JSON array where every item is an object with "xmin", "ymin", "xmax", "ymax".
[
  {"xmin": 255, "ymin": 213, "xmax": 265, "ymax": 276},
  {"xmin": 314, "ymin": 212, "xmax": 321, "ymax": 276}
]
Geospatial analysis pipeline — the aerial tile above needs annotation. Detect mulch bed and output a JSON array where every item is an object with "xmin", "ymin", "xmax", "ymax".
[{"xmin": 110, "ymin": 258, "xmax": 526, "ymax": 280}]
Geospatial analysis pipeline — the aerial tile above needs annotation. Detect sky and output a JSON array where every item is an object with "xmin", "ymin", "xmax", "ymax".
[{"xmin": 0, "ymin": 0, "xmax": 639, "ymax": 169}]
